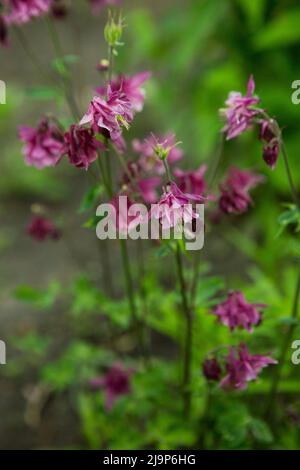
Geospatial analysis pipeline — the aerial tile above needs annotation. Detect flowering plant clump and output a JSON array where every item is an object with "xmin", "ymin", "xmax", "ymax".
[{"xmin": 8, "ymin": 0, "xmax": 300, "ymax": 452}]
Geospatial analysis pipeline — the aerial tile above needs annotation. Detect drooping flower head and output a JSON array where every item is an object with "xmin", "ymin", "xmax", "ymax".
[
  {"xmin": 64, "ymin": 124, "xmax": 106, "ymax": 170},
  {"xmin": 212, "ymin": 291, "xmax": 265, "ymax": 332},
  {"xmin": 220, "ymin": 343, "xmax": 277, "ymax": 390},
  {"xmin": 96, "ymin": 72, "xmax": 151, "ymax": 113},
  {"xmin": 150, "ymin": 181, "xmax": 205, "ymax": 230},
  {"xmin": 219, "ymin": 166, "xmax": 264, "ymax": 215},
  {"xmin": 174, "ymin": 164, "xmax": 207, "ymax": 197},
  {"xmin": 3, "ymin": 0, "xmax": 53, "ymax": 25},
  {"xmin": 202, "ymin": 357, "xmax": 222, "ymax": 382},
  {"xmin": 220, "ymin": 75, "xmax": 261, "ymax": 140},
  {"xmin": 19, "ymin": 117, "xmax": 65, "ymax": 169},
  {"xmin": 89, "ymin": 363, "xmax": 133, "ymax": 411},
  {"xmin": 27, "ymin": 216, "xmax": 60, "ymax": 241},
  {"xmin": 133, "ymin": 133, "xmax": 183, "ymax": 176}
]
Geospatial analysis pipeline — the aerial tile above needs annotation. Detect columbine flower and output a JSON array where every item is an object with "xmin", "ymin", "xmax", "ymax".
[
  {"xmin": 220, "ymin": 75, "xmax": 261, "ymax": 140},
  {"xmin": 80, "ymin": 84, "xmax": 133, "ymax": 152},
  {"xmin": 259, "ymin": 119, "xmax": 280, "ymax": 169},
  {"xmin": 151, "ymin": 182, "xmax": 205, "ymax": 230},
  {"xmin": 27, "ymin": 216, "xmax": 60, "ymax": 241},
  {"xmin": 96, "ymin": 72, "xmax": 151, "ymax": 113},
  {"xmin": 89, "ymin": 363, "xmax": 133, "ymax": 411},
  {"xmin": 133, "ymin": 133, "xmax": 183, "ymax": 175},
  {"xmin": 110, "ymin": 194, "xmax": 142, "ymax": 234},
  {"xmin": 202, "ymin": 357, "xmax": 222, "ymax": 382},
  {"xmin": 174, "ymin": 164, "xmax": 207, "ymax": 197},
  {"xmin": 64, "ymin": 125, "xmax": 106, "ymax": 170},
  {"xmin": 19, "ymin": 117, "xmax": 65, "ymax": 169},
  {"xmin": 212, "ymin": 291, "xmax": 265, "ymax": 332},
  {"xmin": 3, "ymin": 0, "xmax": 53, "ymax": 25},
  {"xmin": 220, "ymin": 343, "xmax": 277, "ymax": 390},
  {"xmin": 219, "ymin": 166, "xmax": 264, "ymax": 215}
]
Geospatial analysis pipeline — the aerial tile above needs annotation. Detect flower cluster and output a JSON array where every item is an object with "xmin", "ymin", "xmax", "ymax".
[{"xmin": 2, "ymin": 0, "xmax": 53, "ymax": 25}]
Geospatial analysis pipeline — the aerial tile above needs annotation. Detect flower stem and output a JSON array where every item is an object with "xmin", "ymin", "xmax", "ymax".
[
  {"xmin": 163, "ymin": 158, "xmax": 172, "ymax": 182},
  {"xmin": 266, "ymin": 265, "xmax": 300, "ymax": 417},
  {"xmin": 120, "ymin": 238, "xmax": 138, "ymax": 323},
  {"xmin": 175, "ymin": 242, "xmax": 192, "ymax": 417}
]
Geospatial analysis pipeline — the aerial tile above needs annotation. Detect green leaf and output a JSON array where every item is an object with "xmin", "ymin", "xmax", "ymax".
[
  {"xmin": 249, "ymin": 418, "xmax": 273, "ymax": 443},
  {"xmin": 25, "ymin": 86, "xmax": 61, "ymax": 101},
  {"xmin": 254, "ymin": 9, "xmax": 300, "ymax": 50},
  {"xmin": 13, "ymin": 281, "xmax": 60, "ymax": 309}
]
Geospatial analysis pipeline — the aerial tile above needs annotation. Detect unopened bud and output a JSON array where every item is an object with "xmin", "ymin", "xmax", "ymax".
[
  {"xmin": 96, "ymin": 59, "xmax": 110, "ymax": 72},
  {"xmin": 104, "ymin": 11, "xmax": 124, "ymax": 48}
]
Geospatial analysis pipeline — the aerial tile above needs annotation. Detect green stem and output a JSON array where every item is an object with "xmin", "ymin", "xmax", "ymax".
[
  {"xmin": 163, "ymin": 158, "xmax": 172, "ymax": 182},
  {"xmin": 120, "ymin": 238, "xmax": 138, "ymax": 323},
  {"xmin": 280, "ymin": 142, "xmax": 300, "ymax": 207},
  {"xmin": 266, "ymin": 266, "xmax": 300, "ymax": 417},
  {"xmin": 175, "ymin": 242, "xmax": 192, "ymax": 417}
]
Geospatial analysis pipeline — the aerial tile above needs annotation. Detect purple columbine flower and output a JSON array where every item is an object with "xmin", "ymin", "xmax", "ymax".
[
  {"xmin": 220, "ymin": 343, "xmax": 277, "ymax": 390},
  {"xmin": 64, "ymin": 124, "xmax": 106, "ymax": 170},
  {"xmin": 219, "ymin": 166, "xmax": 264, "ymax": 215},
  {"xmin": 212, "ymin": 291, "xmax": 265, "ymax": 332},
  {"xmin": 202, "ymin": 357, "xmax": 222, "ymax": 381},
  {"xmin": 96, "ymin": 72, "xmax": 151, "ymax": 113},
  {"xmin": 151, "ymin": 182, "xmax": 205, "ymax": 230},
  {"xmin": 27, "ymin": 216, "xmax": 60, "ymax": 241},
  {"xmin": 89, "ymin": 363, "xmax": 133, "ymax": 411},
  {"xmin": 174, "ymin": 164, "xmax": 207, "ymax": 197},
  {"xmin": 220, "ymin": 75, "xmax": 261, "ymax": 140},
  {"xmin": 3, "ymin": 0, "xmax": 53, "ymax": 25},
  {"xmin": 19, "ymin": 117, "xmax": 65, "ymax": 169}
]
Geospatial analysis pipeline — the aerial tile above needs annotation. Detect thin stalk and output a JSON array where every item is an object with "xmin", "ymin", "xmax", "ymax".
[
  {"xmin": 46, "ymin": 17, "xmax": 80, "ymax": 120},
  {"xmin": 175, "ymin": 242, "xmax": 192, "ymax": 417},
  {"xmin": 120, "ymin": 238, "xmax": 137, "ymax": 322},
  {"xmin": 163, "ymin": 158, "xmax": 172, "ymax": 182},
  {"xmin": 280, "ymin": 142, "xmax": 300, "ymax": 207}
]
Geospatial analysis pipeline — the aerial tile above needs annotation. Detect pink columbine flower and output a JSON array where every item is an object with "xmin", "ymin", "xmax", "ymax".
[
  {"xmin": 219, "ymin": 166, "xmax": 264, "ymax": 215},
  {"xmin": 133, "ymin": 133, "xmax": 183, "ymax": 175},
  {"xmin": 19, "ymin": 117, "xmax": 65, "ymax": 169},
  {"xmin": 80, "ymin": 85, "xmax": 133, "ymax": 152},
  {"xmin": 259, "ymin": 119, "xmax": 280, "ymax": 169},
  {"xmin": 88, "ymin": 0, "xmax": 121, "ymax": 13},
  {"xmin": 138, "ymin": 177, "xmax": 161, "ymax": 204},
  {"xmin": 151, "ymin": 182, "xmax": 205, "ymax": 230},
  {"xmin": 202, "ymin": 357, "xmax": 222, "ymax": 382},
  {"xmin": 89, "ymin": 363, "xmax": 133, "ymax": 411},
  {"xmin": 3, "ymin": 0, "xmax": 53, "ymax": 25},
  {"xmin": 64, "ymin": 125, "xmax": 106, "ymax": 170},
  {"xmin": 110, "ymin": 194, "xmax": 142, "ymax": 235},
  {"xmin": 220, "ymin": 343, "xmax": 277, "ymax": 390},
  {"xmin": 27, "ymin": 216, "xmax": 60, "ymax": 241},
  {"xmin": 96, "ymin": 72, "xmax": 151, "ymax": 113},
  {"xmin": 174, "ymin": 164, "xmax": 207, "ymax": 197},
  {"xmin": 212, "ymin": 291, "xmax": 265, "ymax": 332},
  {"xmin": 220, "ymin": 75, "xmax": 261, "ymax": 140}
]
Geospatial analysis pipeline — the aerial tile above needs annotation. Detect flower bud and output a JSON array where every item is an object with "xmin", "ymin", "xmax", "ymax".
[
  {"xmin": 104, "ymin": 11, "xmax": 124, "ymax": 48},
  {"xmin": 202, "ymin": 357, "xmax": 222, "ymax": 381},
  {"xmin": 96, "ymin": 59, "xmax": 110, "ymax": 72}
]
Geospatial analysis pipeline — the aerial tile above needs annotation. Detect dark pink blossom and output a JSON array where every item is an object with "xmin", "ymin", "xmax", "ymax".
[
  {"xmin": 89, "ymin": 363, "xmax": 133, "ymax": 411},
  {"xmin": 202, "ymin": 358, "xmax": 222, "ymax": 381},
  {"xmin": 19, "ymin": 117, "xmax": 65, "ymax": 169},
  {"xmin": 110, "ymin": 194, "xmax": 142, "ymax": 234},
  {"xmin": 220, "ymin": 75, "xmax": 261, "ymax": 140},
  {"xmin": 220, "ymin": 344, "xmax": 277, "ymax": 390},
  {"xmin": 97, "ymin": 72, "xmax": 151, "ymax": 112},
  {"xmin": 212, "ymin": 291, "xmax": 265, "ymax": 332},
  {"xmin": 151, "ymin": 182, "xmax": 205, "ymax": 229},
  {"xmin": 80, "ymin": 85, "xmax": 133, "ymax": 152},
  {"xmin": 3, "ymin": 0, "xmax": 53, "ymax": 25},
  {"xmin": 219, "ymin": 167, "xmax": 264, "ymax": 215},
  {"xmin": 133, "ymin": 133, "xmax": 183, "ymax": 175},
  {"xmin": 27, "ymin": 216, "xmax": 60, "ymax": 241},
  {"xmin": 138, "ymin": 177, "xmax": 161, "ymax": 204},
  {"xmin": 64, "ymin": 124, "xmax": 106, "ymax": 170},
  {"xmin": 174, "ymin": 164, "xmax": 207, "ymax": 196}
]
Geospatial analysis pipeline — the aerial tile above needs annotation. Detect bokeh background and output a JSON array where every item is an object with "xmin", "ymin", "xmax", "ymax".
[{"xmin": 1, "ymin": 0, "xmax": 300, "ymax": 449}]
